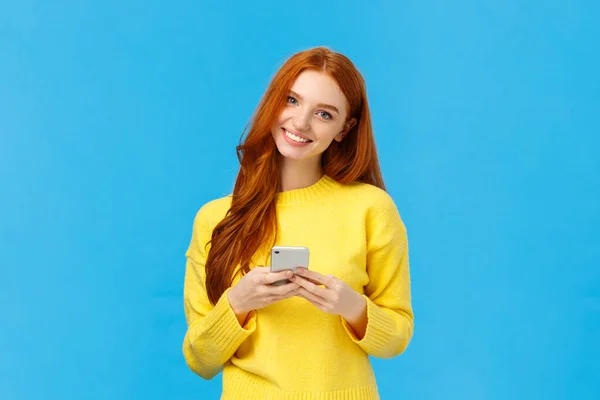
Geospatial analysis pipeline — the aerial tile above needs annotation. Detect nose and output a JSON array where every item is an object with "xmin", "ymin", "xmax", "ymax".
[{"xmin": 291, "ymin": 111, "xmax": 310, "ymax": 132}]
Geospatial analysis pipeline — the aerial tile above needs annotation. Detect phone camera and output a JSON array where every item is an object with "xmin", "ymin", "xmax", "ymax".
[{"xmin": 274, "ymin": 251, "xmax": 279, "ymax": 254}]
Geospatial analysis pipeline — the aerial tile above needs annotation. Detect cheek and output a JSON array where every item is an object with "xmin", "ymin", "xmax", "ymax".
[
  {"xmin": 315, "ymin": 123, "xmax": 343, "ymax": 143},
  {"xmin": 275, "ymin": 108, "xmax": 294, "ymax": 125},
  {"xmin": 271, "ymin": 113, "xmax": 287, "ymax": 136}
]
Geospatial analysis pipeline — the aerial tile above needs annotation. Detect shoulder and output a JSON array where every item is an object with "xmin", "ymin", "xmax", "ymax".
[
  {"xmin": 192, "ymin": 195, "xmax": 233, "ymax": 230},
  {"xmin": 341, "ymin": 183, "xmax": 409, "ymax": 246},
  {"xmin": 343, "ymin": 181, "xmax": 400, "ymax": 215},
  {"xmin": 340, "ymin": 181, "xmax": 407, "ymax": 233},
  {"xmin": 185, "ymin": 195, "xmax": 232, "ymax": 260}
]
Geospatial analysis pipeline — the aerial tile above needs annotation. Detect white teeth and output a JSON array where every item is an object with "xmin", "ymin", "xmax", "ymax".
[{"xmin": 285, "ymin": 129, "xmax": 310, "ymax": 143}]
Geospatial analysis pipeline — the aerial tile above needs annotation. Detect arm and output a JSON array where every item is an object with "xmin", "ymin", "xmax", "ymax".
[
  {"xmin": 182, "ymin": 205, "xmax": 257, "ymax": 379},
  {"xmin": 341, "ymin": 194, "xmax": 414, "ymax": 358}
]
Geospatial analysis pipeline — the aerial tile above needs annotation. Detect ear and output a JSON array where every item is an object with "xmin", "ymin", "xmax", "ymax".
[{"xmin": 334, "ymin": 118, "xmax": 357, "ymax": 142}]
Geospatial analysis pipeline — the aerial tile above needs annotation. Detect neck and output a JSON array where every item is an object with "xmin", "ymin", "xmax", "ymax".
[{"xmin": 279, "ymin": 156, "xmax": 323, "ymax": 192}]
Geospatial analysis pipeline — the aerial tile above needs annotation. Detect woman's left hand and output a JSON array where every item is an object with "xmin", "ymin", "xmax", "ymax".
[{"xmin": 290, "ymin": 268, "xmax": 367, "ymax": 323}]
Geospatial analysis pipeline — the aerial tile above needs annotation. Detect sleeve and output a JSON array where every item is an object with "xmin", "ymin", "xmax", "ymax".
[
  {"xmin": 341, "ymin": 194, "xmax": 415, "ymax": 358},
  {"xmin": 182, "ymin": 204, "xmax": 257, "ymax": 380}
]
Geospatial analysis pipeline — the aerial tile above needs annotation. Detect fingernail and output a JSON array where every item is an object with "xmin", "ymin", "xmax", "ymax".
[
  {"xmin": 286, "ymin": 271, "xmax": 293, "ymax": 277},
  {"xmin": 297, "ymin": 268, "xmax": 304, "ymax": 273}
]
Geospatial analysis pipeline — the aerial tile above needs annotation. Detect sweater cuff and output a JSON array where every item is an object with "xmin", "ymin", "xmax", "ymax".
[
  {"xmin": 341, "ymin": 295, "xmax": 395, "ymax": 352},
  {"xmin": 201, "ymin": 288, "xmax": 257, "ymax": 352}
]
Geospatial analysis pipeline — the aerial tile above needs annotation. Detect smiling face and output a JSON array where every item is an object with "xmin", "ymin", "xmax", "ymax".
[{"xmin": 271, "ymin": 70, "xmax": 356, "ymax": 163}]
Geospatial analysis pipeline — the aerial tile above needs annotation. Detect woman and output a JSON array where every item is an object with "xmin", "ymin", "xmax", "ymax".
[{"xmin": 183, "ymin": 46, "xmax": 414, "ymax": 399}]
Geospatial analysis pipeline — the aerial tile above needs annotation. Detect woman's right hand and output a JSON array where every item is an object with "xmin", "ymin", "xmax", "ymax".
[{"xmin": 227, "ymin": 267, "xmax": 299, "ymax": 324}]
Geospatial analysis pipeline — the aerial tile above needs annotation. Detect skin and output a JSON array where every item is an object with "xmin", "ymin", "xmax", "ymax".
[
  {"xmin": 291, "ymin": 268, "xmax": 368, "ymax": 339},
  {"xmin": 228, "ymin": 70, "xmax": 367, "ymax": 339},
  {"xmin": 271, "ymin": 70, "xmax": 356, "ymax": 192}
]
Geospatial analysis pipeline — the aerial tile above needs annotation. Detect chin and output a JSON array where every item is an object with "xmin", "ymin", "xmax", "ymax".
[{"xmin": 276, "ymin": 146, "xmax": 311, "ymax": 161}]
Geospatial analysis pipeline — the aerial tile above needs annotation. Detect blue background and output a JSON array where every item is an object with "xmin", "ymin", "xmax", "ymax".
[{"xmin": 1, "ymin": 1, "xmax": 599, "ymax": 399}]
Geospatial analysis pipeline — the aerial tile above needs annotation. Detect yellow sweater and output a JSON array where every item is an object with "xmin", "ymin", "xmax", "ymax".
[{"xmin": 183, "ymin": 174, "xmax": 414, "ymax": 400}]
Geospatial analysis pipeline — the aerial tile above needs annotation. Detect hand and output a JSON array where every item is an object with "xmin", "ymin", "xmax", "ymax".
[
  {"xmin": 290, "ymin": 268, "xmax": 366, "ymax": 324},
  {"xmin": 228, "ymin": 267, "xmax": 299, "ymax": 324}
]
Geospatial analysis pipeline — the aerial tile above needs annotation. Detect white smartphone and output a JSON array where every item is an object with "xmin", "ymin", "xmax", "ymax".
[{"xmin": 270, "ymin": 246, "xmax": 310, "ymax": 286}]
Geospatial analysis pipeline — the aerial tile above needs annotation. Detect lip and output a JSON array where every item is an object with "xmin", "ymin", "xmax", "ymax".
[{"xmin": 281, "ymin": 128, "xmax": 312, "ymax": 147}]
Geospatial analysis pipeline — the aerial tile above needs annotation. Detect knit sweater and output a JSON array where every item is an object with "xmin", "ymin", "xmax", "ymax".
[{"xmin": 182, "ymin": 174, "xmax": 414, "ymax": 399}]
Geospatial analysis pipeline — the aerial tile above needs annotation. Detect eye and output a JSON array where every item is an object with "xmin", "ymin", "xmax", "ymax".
[
  {"xmin": 318, "ymin": 111, "xmax": 333, "ymax": 120},
  {"xmin": 287, "ymin": 96, "xmax": 298, "ymax": 105}
]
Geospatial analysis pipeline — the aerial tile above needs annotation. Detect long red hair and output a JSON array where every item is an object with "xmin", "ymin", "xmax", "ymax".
[{"xmin": 204, "ymin": 46, "xmax": 386, "ymax": 305}]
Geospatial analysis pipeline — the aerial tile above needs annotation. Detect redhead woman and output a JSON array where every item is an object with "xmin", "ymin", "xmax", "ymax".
[{"xmin": 182, "ymin": 46, "xmax": 414, "ymax": 400}]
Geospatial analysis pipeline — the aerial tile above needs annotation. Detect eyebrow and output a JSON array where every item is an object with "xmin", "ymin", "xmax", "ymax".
[{"xmin": 289, "ymin": 90, "xmax": 340, "ymax": 114}]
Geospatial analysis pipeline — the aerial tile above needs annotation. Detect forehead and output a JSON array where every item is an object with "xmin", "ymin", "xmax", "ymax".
[{"xmin": 290, "ymin": 70, "xmax": 348, "ymax": 109}]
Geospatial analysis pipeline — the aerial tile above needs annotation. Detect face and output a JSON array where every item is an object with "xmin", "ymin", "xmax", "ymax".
[{"xmin": 271, "ymin": 70, "xmax": 356, "ymax": 162}]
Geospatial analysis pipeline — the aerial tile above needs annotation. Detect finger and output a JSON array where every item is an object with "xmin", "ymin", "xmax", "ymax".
[
  {"xmin": 296, "ymin": 287, "xmax": 328, "ymax": 310},
  {"xmin": 272, "ymin": 281, "xmax": 300, "ymax": 296},
  {"xmin": 290, "ymin": 275, "xmax": 332, "ymax": 300},
  {"xmin": 249, "ymin": 266, "xmax": 270, "ymax": 278},
  {"xmin": 262, "ymin": 270, "xmax": 294, "ymax": 285},
  {"xmin": 292, "ymin": 269, "xmax": 321, "ymax": 285},
  {"xmin": 304, "ymin": 277, "xmax": 323, "ymax": 286},
  {"xmin": 280, "ymin": 287, "xmax": 302, "ymax": 300},
  {"xmin": 296, "ymin": 268, "xmax": 334, "ymax": 287}
]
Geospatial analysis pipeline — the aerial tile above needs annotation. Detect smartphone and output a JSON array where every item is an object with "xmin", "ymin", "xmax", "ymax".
[{"xmin": 270, "ymin": 246, "xmax": 310, "ymax": 286}]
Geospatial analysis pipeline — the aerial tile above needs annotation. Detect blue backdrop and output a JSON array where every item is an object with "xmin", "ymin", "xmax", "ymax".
[{"xmin": 1, "ymin": 1, "xmax": 598, "ymax": 399}]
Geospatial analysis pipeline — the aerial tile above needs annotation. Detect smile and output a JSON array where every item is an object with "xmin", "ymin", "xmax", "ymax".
[{"xmin": 282, "ymin": 128, "xmax": 312, "ymax": 144}]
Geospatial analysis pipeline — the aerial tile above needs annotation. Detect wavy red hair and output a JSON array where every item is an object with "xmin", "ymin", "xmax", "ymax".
[{"xmin": 204, "ymin": 46, "xmax": 386, "ymax": 305}]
